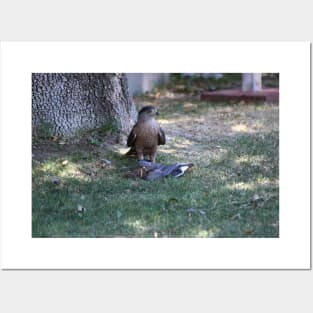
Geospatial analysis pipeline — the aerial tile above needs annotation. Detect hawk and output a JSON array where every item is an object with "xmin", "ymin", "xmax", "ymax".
[{"xmin": 126, "ymin": 106, "xmax": 166, "ymax": 163}]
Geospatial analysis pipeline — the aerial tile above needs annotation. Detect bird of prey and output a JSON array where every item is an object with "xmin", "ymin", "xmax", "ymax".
[{"xmin": 125, "ymin": 106, "xmax": 166, "ymax": 163}]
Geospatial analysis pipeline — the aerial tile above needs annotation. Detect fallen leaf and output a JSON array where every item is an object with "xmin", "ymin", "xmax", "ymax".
[
  {"xmin": 231, "ymin": 213, "xmax": 241, "ymax": 220},
  {"xmin": 99, "ymin": 158, "xmax": 112, "ymax": 165},
  {"xmin": 186, "ymin": 208, "xmax": 197, "ymax": 214},
  {"xmin": 50, "ymin": 176, "xmax": 60, "ymax": 184},
  {"xmin": 77, "ymin": 204, "xmax": 87, "ymax": 213},
  {"xmin": 186, "ymin": 208, "xmax": 206, "ymax": 216},
  {"xmin": 253, "ymin": 194, "xmax": 260, "ymax": 201},
  {"xmin": 168, "ymin": 197, "xmax": 178, "ymax": 202}
]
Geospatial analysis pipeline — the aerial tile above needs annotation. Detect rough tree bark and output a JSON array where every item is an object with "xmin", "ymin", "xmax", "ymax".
[{"xmin": 32, "ymin": 73, "xmax": 137, "ymax": 137}]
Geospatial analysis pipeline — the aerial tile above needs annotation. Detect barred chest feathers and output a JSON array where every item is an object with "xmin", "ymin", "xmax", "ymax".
[{"xmin": 136, "ymin": 119, "xmax": 159, "ymax": 148}]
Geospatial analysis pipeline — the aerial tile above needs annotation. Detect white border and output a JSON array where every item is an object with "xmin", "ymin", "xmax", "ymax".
[{"xmin": 0, "ymin": 42, "xmax": 310, "ymax": 269}]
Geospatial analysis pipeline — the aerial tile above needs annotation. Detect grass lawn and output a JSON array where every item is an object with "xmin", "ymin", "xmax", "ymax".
[{"xmin": 32, "ymin": 95, "xmax": 279, "ymax": 238}]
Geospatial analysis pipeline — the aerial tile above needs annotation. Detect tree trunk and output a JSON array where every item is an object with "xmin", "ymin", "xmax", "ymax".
[
  {"xmin": 242, "ymin": 73, "xmax": 262, "ymax": 92},
  {"xmin": 32, "ymin": 73, "xmax": 137, "ymax": 137}
]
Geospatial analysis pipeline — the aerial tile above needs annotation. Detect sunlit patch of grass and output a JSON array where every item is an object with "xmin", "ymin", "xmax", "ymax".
[
  {"xmin": 231, "ymin": 123, "xmax": 249, "ymax": 132},
  {"xmin": 226, "ymin": 182, "xmax": 255, "ymax": 191},
  {"xmin": 234, "ymin": 155, "xmax": 266, "ymax": 165},
  {"xmin": 226, "ymin": 177, "xmax": 278, "ymax": 191}
]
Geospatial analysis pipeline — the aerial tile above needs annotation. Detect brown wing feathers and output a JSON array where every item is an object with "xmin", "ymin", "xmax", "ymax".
[{"xmin": 158, "ymin": 127, "xmax": 166, "ymax": 145}]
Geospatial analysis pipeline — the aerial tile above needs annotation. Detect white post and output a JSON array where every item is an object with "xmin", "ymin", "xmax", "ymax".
[
  {"xmin": 242, "ymin": 73, "xmax": 262, "ymax": 92},
  {"xmin": 126, "ymin": 74, "xmax": 169, "ymax": 95}
]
